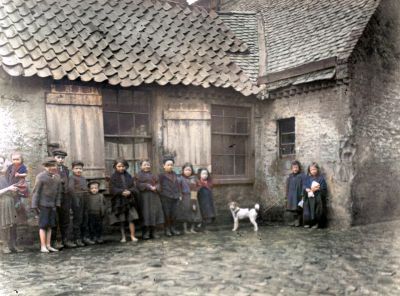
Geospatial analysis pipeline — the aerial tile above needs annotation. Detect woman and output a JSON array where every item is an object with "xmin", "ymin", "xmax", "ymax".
[{"xmin": 0, "ymin": 155, "xmax": 23, "ymax": 253}]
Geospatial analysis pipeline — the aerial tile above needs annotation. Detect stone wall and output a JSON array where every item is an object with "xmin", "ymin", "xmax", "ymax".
[
  {"xmin": 349, "ymin": 0, "xmax": 400, "ymax": 225},
  {"xmin": 255, "ymin": 84, "xmax": 354, "ymax": 227}
]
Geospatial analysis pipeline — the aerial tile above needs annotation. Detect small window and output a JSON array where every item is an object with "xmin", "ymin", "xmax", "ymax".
[{"xmin": 279, "ymin": 118, "xmax": 295, "ymax": 156}]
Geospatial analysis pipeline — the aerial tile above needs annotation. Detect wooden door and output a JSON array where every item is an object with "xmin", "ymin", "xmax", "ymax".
[{"xmin": 45, "ymin": 84, "xmax": 106, "ymax": 178}]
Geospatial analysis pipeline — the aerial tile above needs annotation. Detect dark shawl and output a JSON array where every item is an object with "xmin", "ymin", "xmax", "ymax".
[{"xmin": 110, "ymin": 171, "xmax": 138, "ymax": 216}]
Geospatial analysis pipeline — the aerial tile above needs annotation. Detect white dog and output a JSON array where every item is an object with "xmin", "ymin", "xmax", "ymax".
[{"xmin": 229, "ymin": 202, "xmax": 260, "ymax": 232}]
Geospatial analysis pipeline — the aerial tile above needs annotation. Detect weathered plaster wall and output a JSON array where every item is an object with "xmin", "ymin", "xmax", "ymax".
[
  {"xmin": 349, "ymin": 0, "xmax": 400, "ymax": 225},
  {"xmin": 256, "ymin": 84, "xmax": 354, "ymax": 227},
  {"xmin": 0, "ymin": 68, "xmax": 50, "ymax": 184}
]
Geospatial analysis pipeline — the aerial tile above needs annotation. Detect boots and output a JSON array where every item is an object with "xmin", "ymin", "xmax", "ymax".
[
  {"xmin": 150, "ymin": 227, "xmax": 159, "ymax": 239},
  {"xmin": 170, "ymin": 220, "xmax": 181, "ymax": 236},
  {"xmin": 142, "ymin": 227, "xmax": 150, "ymax": 240},
  {"xmin": 182, "ymin": 222, "xmax": 188, "ymax": 234},
  {"xmin": 164, "ymin": 219, "xmax": 172, "ymax": 237}
]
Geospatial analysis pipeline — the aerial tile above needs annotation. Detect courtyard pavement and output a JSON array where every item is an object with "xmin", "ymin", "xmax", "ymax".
[{"xmin": 1, "ymin": 221, "xmax": 400, "ymax": 296}]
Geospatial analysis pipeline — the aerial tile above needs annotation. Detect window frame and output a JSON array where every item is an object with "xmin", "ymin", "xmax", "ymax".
[
  {"xmin": 278, "ymin": 117, "xmax": 296, "ymax": 157},
  {"xmin": 211, "ymin": 104, "xmax": 253, "ymax": 182}
]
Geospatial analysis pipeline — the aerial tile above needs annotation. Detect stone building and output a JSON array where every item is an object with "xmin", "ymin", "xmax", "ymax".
[{"xmin": 0, "ymin": 0, "xmax": 398, "ymax": 230}]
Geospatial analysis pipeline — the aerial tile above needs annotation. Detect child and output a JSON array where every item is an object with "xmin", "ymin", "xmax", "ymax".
[
  {"xmin": 286, "ymin": 160, "xmax": 305, "ymax": 227},
  {"xmin": 177, "ymin": 163, "xmax": 202, "ymax": 234},
  {"xmin": 69, "ymin": 160, "xmax": 93, "ymax": 247},
  {"xmin": 303, "ymin": 162, "xmax": 328, "ymax": 229},
  {"xmin": 51, "ymin": 149, "xmax": 76, "ymax": 248},
  {"xmin": 135, "ymin": 160, "xmax": 164, "ymax": 240},
  {"xmin": 0, "ymin": 155, "xmax": 23, "ymax": 254},
  {"xmin": 159, "ymin": 157, "xmax": 181, "ymax": 237},
  {"xmin": 31, "ymin": 158, "xmax": 61, "ymax": 253},
  {"xmin": 6, "ymin": 152, "xmax": 29, "ymax": 216},
  {"xmin": 87, "ymin": 181, "xmax": 106, "ymax": 244},
  {"xmin": 197, "ymin": 168, "xmax": 216, "ymax": 231},
  {"xmin": 110, "ymin": 158, "xmax": 139, "ymax": 243}
]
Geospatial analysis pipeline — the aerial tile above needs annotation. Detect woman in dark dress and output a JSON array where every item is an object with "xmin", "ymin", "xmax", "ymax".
[
  {"xmin": 135, "ymin": 160, "xmax": 164, "ymax": 240},
  {"xmin": 109, "ymin": 158, "xmax": 139, "ymax": 243},
  {"xmin": 303, "ymin": 162, "xmax": 328, "ymax": 228},
  {"xmin": 197, "ymin": 168, "xmax": 216, "ymax": 231},
  {"xmin": 0, "ymin": 155, "xmax": 23, "ymax": 254},
  {"xmin": 177, "ymin": 163, "xmax": 202, "ymax": 234}
]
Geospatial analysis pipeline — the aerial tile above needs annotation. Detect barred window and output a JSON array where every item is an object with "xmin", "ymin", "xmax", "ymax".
[
  {"xmin": 211, "ymin": 105, "xmax": 250, "ymax": 177},
  {"xmin": 279, "ymin": 118, "xmax": 295, "ymax": 156}
]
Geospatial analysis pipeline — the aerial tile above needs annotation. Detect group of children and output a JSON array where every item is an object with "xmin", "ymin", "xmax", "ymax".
[
  {"xmin": 0, "ymin": 149, "xmax": 327, "ymax": 254},
  {"xmin": 0, "ymin": 150, "xmax": 217, "ymax": 253},
  {"xmin": 285, "ymin": 160, "xmax": 328, "ymax": 229}
]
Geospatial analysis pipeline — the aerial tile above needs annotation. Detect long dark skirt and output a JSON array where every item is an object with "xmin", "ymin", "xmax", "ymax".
[
  {"xmin": 198, "ymin": 187, "xmax": 216, "ymax": 223},
  {"xmin": 139, "ymin": 191, "xmax": 165, "ymax": 226},
  {"xmin": 176, "ymin": 193, "xmax": 202, "ymax": 223},
  {"xmin": 303, "ymin": 192, "xmax": 326, "ymax": 227}
]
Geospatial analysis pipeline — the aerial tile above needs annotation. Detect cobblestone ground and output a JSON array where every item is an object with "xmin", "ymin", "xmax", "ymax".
[{"xmin": 1, "ymin": 221, "xmax": 400, "ymax": 296}]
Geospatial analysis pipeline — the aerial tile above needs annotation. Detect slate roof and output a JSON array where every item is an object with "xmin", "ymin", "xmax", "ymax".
[
  {"xmin": 218, "ymin": 12, "xmax": 259, "ymax": 83},
  {"xmin": 0, "ymin": 0, "xmax": 259, "ymax": 96},
  {"xmin": 220, "ymin": 0, "xmax": 380, "ymax": 75}
]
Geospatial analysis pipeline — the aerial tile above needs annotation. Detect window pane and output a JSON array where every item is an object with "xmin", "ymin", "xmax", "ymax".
[
  {"xmin": 235, "ymin": 156, "xmax": 246, "ymax": 175},
  {"xmin": 211, "ymin": 105, "xmax": 223, "ymax": 116},
  {"xmin": 222, "ymin": 155, "xmax": 234, "ymax": 175},
  {"xmin": 118, "ymin": 89, "xmax": 133, "ymax": 112},
  {"xmin": 281, "ymin": 133, "xmax": 295, "ymax": 144},
  {"xmin": 104, "ymin": 139, "xmax": 119, "ymax": 159},
  {"xmin": 118, "ymin": 138, "xmax": 135, "ymax": 160},
  {"xmin": 281, "ymin": 144, "xmax": 295, "ymax": 155},
  {"xmin": 212, "ymin": 155, "xmax": 224, "ymax": 175},
  {"xmin": 211, "ymin": 116, "xmax": 223, "ymax": 133},
  {"xmin": 235, "ymin": 138, "xmax": 246, "ymax": 155},
  {"xmin": 103, "ymin": 88, "xmax": 118, "ymax": 111},
  {"xmin": 236, "ymin": 117, "xmax": 248, "ymax": 134},
  {"xmin": 223, "ymin": 117, "xmax": 236, "ymax": 133},
  {"xmin": 119, "ymin": 113, "xmax": 134, "ymax": 135},
  {"xmin": 212, "ymin": 134, "xmax": 223, "ymax": 155},
  {"xmin": 279, "ymin": 118, "xmax": 295, "ymax": 133},
  {"xmin": 133, "ymin": 91, "xmax": 150, "ymax": 113},
  {"xmin": 223, "ymin": 136, "xmax": 237, "ymax": 154},
  {"xmin": 134, "ymin": 114, "xmax": 149, "ymax": 136},
  {"xmin": 105, "ymin": 160, "xmax": 114, "ymax": 176},
  {"xmin": 104, "ymin": 112, "xmax": 119, "ymax": 135},
  {"xmin": 223, "ymin": 106, "xmax": 236, "ymax": 117},
  {"xmin": 134, "ymin": 141, "xmax": 150, "ymax": 160}
]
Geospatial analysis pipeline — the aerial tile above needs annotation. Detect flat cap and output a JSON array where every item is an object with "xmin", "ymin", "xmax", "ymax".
[
  {"xmin": 42, "ymin": 157, "xmax": 57, "ymax": 167},
  {"xmin": 71, "ymin": 160, "xmax": 84, "ymax": 168},
  {"xmin": 52, "ymin": 149, "xmax": 68, "ymax": 157}
]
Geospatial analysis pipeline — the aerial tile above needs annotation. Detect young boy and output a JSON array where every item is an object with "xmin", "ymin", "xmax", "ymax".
[
  {"xmin": 87, "ymin": 181, "xmax": 106, "ymax": 243},
  {"xmin": 69, "ymin": 161, "xmax": 94, "ymax": 247},
  {"xmin": 159, "ymin": 157, "xmax": 181, "ymax": 237},
  {"xmin": 31, "ymin": 158, "xmax": 61, "ymax": 253},
  {"xmin": 51, "ymin": 149, "xmax": 76, "ymax": 248},
  {"xmin": 286, "ymin": 160, "xmax": 305, "ymax": 227}
]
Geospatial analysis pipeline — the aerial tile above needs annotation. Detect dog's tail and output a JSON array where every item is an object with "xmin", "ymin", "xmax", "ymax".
[{"xmin": 254, "ymin": 203, "xmax": 260, "ymax": 212}]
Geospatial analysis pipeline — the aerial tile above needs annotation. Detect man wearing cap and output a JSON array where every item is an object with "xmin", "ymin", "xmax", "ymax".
[{"xmin": 52, "ymin": 149, "xmax": 76, "ymax": 248}]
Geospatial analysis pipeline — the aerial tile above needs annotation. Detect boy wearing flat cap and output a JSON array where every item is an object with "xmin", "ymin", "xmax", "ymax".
[
  {"xmin": 69, "ymin": 161, "xmax": 94, "ymax": 247},
  {"xmin": 31, "ymin": 158, "xmax": 62, "ymax": 253},
  {"xmin": 51, "ymin": 149, "xmax": 76, "ymax": 248}
]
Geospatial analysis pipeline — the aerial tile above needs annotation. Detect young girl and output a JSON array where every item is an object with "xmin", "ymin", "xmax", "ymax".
[
  {"xmin": 177, "ymin": 163, "xmax": 202, "ymax": 234},
  {"xmin": 303, "ymin": 162, "xmax": 327, "ymax": 228},
  {"xmin": 286, "ymin": 160, "xmax": 305, "ymax": 227},
  {"xmin": 135, "ymin": 160, "xmax": 164, "ymax": 240},
  {"xmin": 110, "ymin": 158, "xmax": 139, "ymax": 243},
  {"xmin": 0, "ymin": 155, "xmax": 23, "ymax": 254},
  {"xmin": 197, "ymin": 168, "xmax": 216, "ymax": 231},
  {"xmin": 6, "ymin": 152, "xmax": 29, "ymax": 212}
]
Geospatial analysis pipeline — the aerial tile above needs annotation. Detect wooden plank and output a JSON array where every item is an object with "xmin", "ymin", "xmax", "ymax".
[
  {"xmin": 164, "ymin": 110, "xmax": 211, "ymax": 120},
  {"xmin": 46, "ymin": 92, "xmax": 102, "ymax": 106},
  {"xmin": 258, "ymin": 57, "xmax": 337, "ymax": 85}
]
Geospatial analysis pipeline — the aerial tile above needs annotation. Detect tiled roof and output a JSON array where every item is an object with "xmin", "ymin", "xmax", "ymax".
[
  {"xmin": 0, "ymin": 0, "xmax": 259, "ymax": 96},
  {"xmin": 218, "ymin": 12, "xmax": 259, "ymax": 83},
  {"xmin": 220, "ymin": 0, "xmax": 380, "ymax": 75}
]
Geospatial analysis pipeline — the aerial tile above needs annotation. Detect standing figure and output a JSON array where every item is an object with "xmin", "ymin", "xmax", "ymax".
[
  {"xmin": 135, "ymin": 160, "xmax": 164, "ymax": 240},
  {"xmin": 159, "ymin": 157, "xmax": 181, "ymax": 237},
  {"xmin": 197, "ymin": 168, "xmax": 216, "ymax": 231},
  {"xmin": 0, "ymin": 155, "xmax": 23, "ymax": 254},
  {"xmin": 109, "ymin": 158, "xmax": 139, "ymax": 243},
  {"xmin": 303, "ymin": 162, "xmax": 328, "ymax": 228},
  {"xmin": 286, "ymin": 160, "xmax": 305, "ymax": 227},
  {"xmin": 31, "ymin": 158, "xmax": 61, "ymax": 253},
  {"xmin": 51, "ymin": 149, "xmax": 76, "ymax": 248},
  {"xmin": 177, "ymin": 163, "xmax": 202, "ymax": 234},
  {"xmin": 87, "ymin": 181, "xmax": 106, "ymax": 244},
  {"xmin": 69, "ymin": 161, "xmax": 93, "ymax": 246}
]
